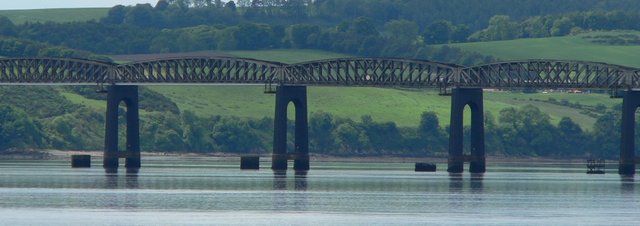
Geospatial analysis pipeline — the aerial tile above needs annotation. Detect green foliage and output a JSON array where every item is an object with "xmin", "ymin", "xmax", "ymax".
[
  {"xmin": 286, "ymin": 24, "xmax": 320, "ymax": 48},
  {"xmin": 42, "ymin": 107, "xmax": 104, "ymax": 150},
  {"xmin": 211, "ymin": 117, "xmax": 263, "ymax": 153},
  {"xmin": 0, "ymin": 105, "xmax": 44, "ymax": 150},
  {"xmin": 64, "ymin": 86, "xmax": 180, "ymax": 114},
  {"xmin": 0, "ymin": 87, "xmax": 79, "ymax": 118}
]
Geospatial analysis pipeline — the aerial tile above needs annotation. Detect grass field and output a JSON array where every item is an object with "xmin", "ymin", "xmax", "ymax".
[
  {"xmin": 448, "ymin": 31, "xmax": 640, "ymax": 68},
  {"xmin": 140, "ymin": 85, "xmax": 616, "ymax": 129},
  {"xmin": 0, "ymin": 8, "xmax": 108, "ymax": 24}
]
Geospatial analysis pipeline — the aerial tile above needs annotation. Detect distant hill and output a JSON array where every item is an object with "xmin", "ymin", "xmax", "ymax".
[{"xmin": 0, "ymin": 8, "xmax": 108, "ymax": 24}]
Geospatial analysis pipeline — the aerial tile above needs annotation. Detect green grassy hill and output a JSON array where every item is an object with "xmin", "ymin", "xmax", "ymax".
[
  {"xmin": 0, "ymin": 8, "xmax": 108, "ymax": 24},
  {"xmin": 447, "ymin": 31, "xmax": 640, "ymax": 68}
]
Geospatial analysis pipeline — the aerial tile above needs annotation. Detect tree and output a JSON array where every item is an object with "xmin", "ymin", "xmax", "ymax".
[
  {"xmin": 417, "ymin": 111, "xmax": 445, "ymax": 151},
  {"xmin": 550, "ymin": 17, "xmax": 574, "ymax": 36},
  {"xmin": 333, "ymin": 122, "xmax": 368, "ymax": 154},
  {"xmin": 589, "ymin": 111, "xmax": 619, "ymax": 158},
  {"xmin": 350, "ymin": 17, "xmax": 378, "ymax": 36},
  {"xmin": 498, "ymin": 105, "xmax": 556, "ymax": 156},
  {"xmin": 309, "ymin": 111, "xmax": 335, "ymax": 152},
  {"xmin": 225, "ymin": 1, "xmax": 237, "ymax": 12},
  {"xmin": 155, "ymin": 0, "xmax": 170, "ymax": 10},
  {"xmin": 211, "ymin": 118, "xmax": 262, "ymax": 153},
  {"xmin": 0, "ymin": 16, "xmax": 16, "ymax": 36},
  {"xmin": 450, "ymin": 24, "xmax": 471, "ymax": 43},
  {"xmin": 124, "ymin": 4, "xmax": 157, "ymax": 28},
  {"xmin": 469, "ymin": 15, "xmax": 521, "ymax": 41},
  {"xmin": 101, "ymin": 5, "xmax": 127, "ymax": 24},
  {"xmin": 424, "ymin": 20, "xmax": 453, "ymax": 44},
  {"xmin": 556, "ymin": 117, "xmax": 586, "ymax": 156},
  {"xmin": 383, "ymin": 19, "xmax": 418, "ymax": 42},
  {"xmin": 0, "ymin": 105, "xmax": 44, "ymax": 151},
  {"xmin": 286, "ymin": 24, "xmax": 320, "ymax": 48}
]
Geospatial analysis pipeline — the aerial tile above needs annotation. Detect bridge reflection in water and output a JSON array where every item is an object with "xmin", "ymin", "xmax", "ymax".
[{"xmin": 1, "ymin": 57, "xmax": 639, "ymax": 174}]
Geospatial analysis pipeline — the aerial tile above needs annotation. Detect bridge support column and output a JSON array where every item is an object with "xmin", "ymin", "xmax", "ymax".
[
  {"xmin": 448, "ymin": 88, "xmax": 485, "ymax": 173},
  {"xmin": 272, "ymin": 86, "xmax": 309, "ymax": 171},
  {"xmin": 104, "ymin": 85, "xmax": 140, "ymax": 172},
  {"xmin": 620, "ymin": 90, "xmax": 639, "ymax": 175}
]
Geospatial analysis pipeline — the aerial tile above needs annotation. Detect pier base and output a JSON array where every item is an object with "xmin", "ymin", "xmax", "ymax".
[
  {"xmin": 71, "ymin": 155, "xmax": 91, "ymax": 168},
  {"xmin": 241, "ymin": 156, "xmax": 260, "ymax": 170}
]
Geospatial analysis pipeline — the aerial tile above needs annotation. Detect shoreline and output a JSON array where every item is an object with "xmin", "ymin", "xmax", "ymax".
[{"xmin": 0, "ymin": 149, "xmax": 601, "ymax": 164}]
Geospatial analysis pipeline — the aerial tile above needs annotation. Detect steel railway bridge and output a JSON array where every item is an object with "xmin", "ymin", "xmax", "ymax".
[{"xmin": 1, "ymin": 57, "xmax": 640, "ymax": 174}]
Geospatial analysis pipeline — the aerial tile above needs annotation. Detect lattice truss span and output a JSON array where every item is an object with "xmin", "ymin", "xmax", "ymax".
[
  {"xmin": 1, "ymin": 57, "xmax": 639, "ymax": 89},
  {"xmin": 462, "ymin": 60, "xmax": 638, "ymax": 89},
  {"xmin": 115, "ymin": 57, "xmax": 284, "ymax": 84},
  {"xmin": 284, "ymin": 58, "xmax": 458, "ymax": 87},
  {"xmin": 0, "ymin": 58, "xmax": 111, "ymax": 84}
]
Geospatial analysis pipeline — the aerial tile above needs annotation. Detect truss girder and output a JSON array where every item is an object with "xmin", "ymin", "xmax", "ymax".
[
  {"xmin": 0, "ymin": 58, "xmax": 111, "ymax": 83},
  {"xmin": 463, "ymin": 60, "xmax": 635, "ymax": 89},
  {"xmin": 0, "ymin": 57, "xmax": 638, "ymax": 89},
  {"xmin": 115, "ymin": 57, "xmax": 283, "ymax": 84},
  {"xmin": 285, "ymin": 58, "xmax": 457, "ymax": 87}
]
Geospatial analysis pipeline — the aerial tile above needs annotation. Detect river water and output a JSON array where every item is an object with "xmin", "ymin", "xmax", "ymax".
[{"xmin": 0, "ymin": 157, "xmax": 638, "ymax": 225}]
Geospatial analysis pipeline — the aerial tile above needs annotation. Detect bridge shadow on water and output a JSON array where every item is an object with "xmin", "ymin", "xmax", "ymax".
[
  {"xmin": 104, "ymin": 168, "xmax": 140, "ymax": 209},
  {"xmin": 273, "ymin": 170, "xmax": 308, "ymax": 191},
  {"xmin": 273, "ymin": 170, "xmax": 308, "ymax": 211},
  {"xmin": 448, "ymin": 173, "xmax": 485, "ymax": 209},
  {"xmin": 448, "ymin": 173, "xmax": 484, "ymax": 193},
  {"xmin": 620, "ymin": 175, "xmax": 635, "ymax": 194},
  {"xmin": 104, "ymin": 168, "xmax": 140, "ymax": 189}
]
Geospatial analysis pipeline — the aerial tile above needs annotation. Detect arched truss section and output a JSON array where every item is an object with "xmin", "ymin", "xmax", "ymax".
[
  {"xmin": 2, "ymin": 57, "xmax": 640, "ymax": 89},
  {"xmin": 462, "ymin": 60, "xmax": 638, "ymax": 89},
  {"xmin": 0, "ymin": 58, "xmax": 113, "ymax": 84},
  {"xmin": 284, "ymin": 58, "xmax": 460, "ymax": 87},
  {"xmin": 114, "ymin": 57, "xmax": 286, "ymax": 84}
]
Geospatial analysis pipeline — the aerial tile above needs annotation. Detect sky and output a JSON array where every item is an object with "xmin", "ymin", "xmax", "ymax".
[{"xmin": 0, "ymin": 1, "xmax": 159, "ymax": 10}]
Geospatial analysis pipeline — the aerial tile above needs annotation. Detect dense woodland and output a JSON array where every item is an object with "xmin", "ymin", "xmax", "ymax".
[{"xmin": 2, "ymin": 0, "xmax": 640, "ymax": 158}]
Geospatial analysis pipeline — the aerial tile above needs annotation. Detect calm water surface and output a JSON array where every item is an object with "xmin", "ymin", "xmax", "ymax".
[{"xmin": 0, "ymin": 157, "xmax": 638, "ymax": 225}]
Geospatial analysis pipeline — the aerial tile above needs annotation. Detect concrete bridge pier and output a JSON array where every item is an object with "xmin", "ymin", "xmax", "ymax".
[
  {"xmin": 448, "ymin": 88, "xmax": 485, "ymax": 173},
  {"xmin": 272, "ymin": 86, "xmax": 309, "ymax": 171},
  {"xmin": 620, "ymin": 90, "xmax": 640, "ymax": 175},
  {"xmin": 104, "ymin": 85, "xmax": 140, "ymax": 172}
]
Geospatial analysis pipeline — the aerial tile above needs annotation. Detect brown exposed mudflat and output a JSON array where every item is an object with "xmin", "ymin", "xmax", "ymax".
[
  {"xmin": 110, "ymin": 51, "xmax": 233, "ymax": 62},
  {"xmin": 0, "ymin": 148, "xmax": 51, "ymax": 160}
]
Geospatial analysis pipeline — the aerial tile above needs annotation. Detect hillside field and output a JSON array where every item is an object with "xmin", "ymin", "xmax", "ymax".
[
  {"xmin": 0, "ymin": 8, "xmax": 108, "ymax": 24},
  {"xmin": 447, "ymin": 31, "xmax": 640, "ymax": 68}
]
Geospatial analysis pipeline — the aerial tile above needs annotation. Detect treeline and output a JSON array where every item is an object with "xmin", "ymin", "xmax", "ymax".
[
  {"xmin": 101, "ymin": 0, "xmax": 640, "ymax": 31},
  {"xmin": 470, "ymin": 11, "xmax": 640, "ymax": 42},
  {"xmin": 7, "ymin": 16, "xmax": 492, "ymax": 65},
  {"xmin": 0, "ymin": 87, "xmax": 627, "ymax": 159},
  {"xmin": 3, "ymin": 1, "xmax": 640, "ymax": 63}
]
